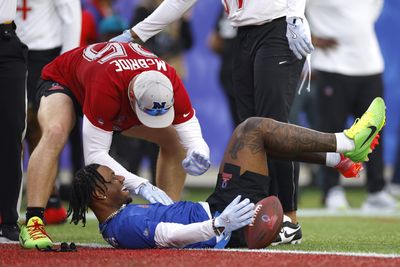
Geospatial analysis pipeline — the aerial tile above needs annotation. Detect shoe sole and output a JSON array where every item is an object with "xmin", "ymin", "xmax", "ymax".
[{"xmin": 270, "ymin": 238, "xmax": 302, "ymax": 246}]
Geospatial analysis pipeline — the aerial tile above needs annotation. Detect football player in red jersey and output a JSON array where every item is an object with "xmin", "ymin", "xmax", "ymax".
[{"xmin": 19, "ymin": 41, "xmax": 211, "ymax": 249}]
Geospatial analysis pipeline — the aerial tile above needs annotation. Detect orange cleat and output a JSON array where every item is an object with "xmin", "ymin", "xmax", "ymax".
[{"xmin": 335, "ymin": 154, "xmax": 363, "ymax": 178}]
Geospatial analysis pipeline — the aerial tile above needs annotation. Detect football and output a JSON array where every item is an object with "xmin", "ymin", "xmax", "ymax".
[{"xmin": 244, "ymin": 195, "xmax": 283, "ymax": 249}]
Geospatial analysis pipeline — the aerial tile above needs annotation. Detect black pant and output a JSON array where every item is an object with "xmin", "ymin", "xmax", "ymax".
[
  {"xmin": 232, "ymin": 17, "xmax": 304, "ymax": 212},
  {"xmin": 315, "ymin": 71, "xmax": 385, "ymax": 199},
  {"xmin": 207, "ymin": 163, "xmax": 271, "ymax": 247},
  {"xmin": 0, "ymin": 22, "xmax": 27, "ymax": 224}
]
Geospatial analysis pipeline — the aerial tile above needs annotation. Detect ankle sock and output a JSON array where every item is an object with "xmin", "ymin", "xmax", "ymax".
[
  {"xmin": 335, "ymin": 133, "xmax": 355, "ymax": 153},
  {"xmin": 326, "ymin": 152, "xmax": 341, "ymax": 167},
  {"xmin": 26, "ymin": 207, "xmax": 45, "ymax": 222}
]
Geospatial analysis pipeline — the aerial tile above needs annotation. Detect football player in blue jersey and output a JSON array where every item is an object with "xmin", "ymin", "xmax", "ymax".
[{"xmin": 68, "ymin": 99, "xmax": 385, "ymax": 248}]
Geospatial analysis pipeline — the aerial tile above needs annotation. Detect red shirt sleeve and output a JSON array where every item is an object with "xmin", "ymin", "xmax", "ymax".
[{"xmin": 170, "ymin": 69, "xmax": 194, "ymax": 125}]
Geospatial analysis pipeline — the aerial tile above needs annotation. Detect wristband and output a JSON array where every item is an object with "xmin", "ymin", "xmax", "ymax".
[{"xmin": 212, "ymin": 218, "xmax": 225, "ymax": 236}]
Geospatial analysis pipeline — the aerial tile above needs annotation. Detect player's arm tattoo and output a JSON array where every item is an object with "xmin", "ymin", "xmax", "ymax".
[
  {"xmin": 263, "ymin": 119, "xmax": 335, "ymax": 154},
  {"xmin": 229, "ymin": 118, "xmax": 335, "ymax": 159}
]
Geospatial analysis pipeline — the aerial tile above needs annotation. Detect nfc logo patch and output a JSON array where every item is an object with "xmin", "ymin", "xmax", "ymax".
[{"xmin": 152, "ymin": 102, "xmax": 166, "ymax": 109}]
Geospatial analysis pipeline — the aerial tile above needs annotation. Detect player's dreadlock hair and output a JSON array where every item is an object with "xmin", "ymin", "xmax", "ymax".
[{"xmin": 67, "ymin": 163, "xmax": 108, "ymax": 226}]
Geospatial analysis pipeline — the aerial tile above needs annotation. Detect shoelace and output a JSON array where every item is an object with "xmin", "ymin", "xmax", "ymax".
[
  {"xmin": 297, "ymin": 54, "xmax": 311, "ymax": 95},
  {"xmin": 345, "ymin": 111, "xmax": 374, "ymax": 137},
  {"xmin": 27, "ymin": 219, "xmax": 51, "ymax": 241}
]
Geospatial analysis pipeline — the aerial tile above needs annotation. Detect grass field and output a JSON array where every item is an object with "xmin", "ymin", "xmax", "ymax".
[{"xmin": 41, "ymin": 186, "xmax": 400, "ymax": 255}]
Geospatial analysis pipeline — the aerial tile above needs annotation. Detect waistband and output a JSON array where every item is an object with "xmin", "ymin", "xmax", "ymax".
[
  {"xmin": 0, "ymin": 21, "xmax": 16, "ymax": 31},
  {"xmin": 237, "ymin": 16, "xmax": 285, "ymax": 32}
]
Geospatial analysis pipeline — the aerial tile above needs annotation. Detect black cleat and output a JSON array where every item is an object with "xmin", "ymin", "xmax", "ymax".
[
  {"xmin": 271, "ymin": 215, "xmax": 302, "ymax": 245},
  {"xmin": 1, "ymin": 223, "xmax": 20, "ymax": 241}
]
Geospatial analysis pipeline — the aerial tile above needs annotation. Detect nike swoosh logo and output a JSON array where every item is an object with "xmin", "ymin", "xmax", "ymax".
[
  {"xmin": 360, "ymin": 126, "xmax": 377, "ymax": 148},
  {"xmin": 183, "ymin": 113, "xmax": 190, "ymax": 118},
  {"xmin": 283, "ymin": 228, "xmax": 299, "ymax": 239},
  {"xmin": 279, "ymin": 61, "xmax": 287, "ymax": 65}
]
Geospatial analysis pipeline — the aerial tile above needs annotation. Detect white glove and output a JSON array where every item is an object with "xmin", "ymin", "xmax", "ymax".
[
  {"xmin": 109, "ymin": 29, "xmax": 133, "ymax": 43},
  {"xmin": 286, "ymin": 17, "xmax": 314, "ymax": 60},
  {"xmin": 182, "ymin": 150, "xmax": 211, "ymax": 176},
  {"xmin": 214, "ymin": 195, "xmax": 255, "ymax": 234},
  {"xmin": 136, "ymin": 182, "xmax": 174, "ymax": 205}
]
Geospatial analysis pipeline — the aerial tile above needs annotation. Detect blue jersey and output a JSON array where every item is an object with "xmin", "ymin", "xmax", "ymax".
[{"xmin": 99, "ymin": 201, "xmax": 216, "ymax": 249}]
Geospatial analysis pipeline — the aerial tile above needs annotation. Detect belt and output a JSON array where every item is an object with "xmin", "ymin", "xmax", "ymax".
[{"xmin": 0, "ymin": 21, "xmax": 16, "ymax": 31}]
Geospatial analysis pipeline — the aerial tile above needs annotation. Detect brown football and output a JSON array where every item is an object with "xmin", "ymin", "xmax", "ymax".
[{"xmin": 244, "ymin": 195, "xmax": 283, "ymax": 249}]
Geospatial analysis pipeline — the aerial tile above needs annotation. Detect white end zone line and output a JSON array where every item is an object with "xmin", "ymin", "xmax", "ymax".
[
  {"xmin": 297, "ymin": 208, "xmax": 400, "ymax": 217},
  {"xmin": 206, "ymin": 248, "xmax": 400, "ymax": 259}
]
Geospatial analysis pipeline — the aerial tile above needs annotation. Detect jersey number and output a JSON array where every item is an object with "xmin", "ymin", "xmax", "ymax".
[{"xmin": 83, "ymin": 43, "xmax": 156, "ymax": 64}]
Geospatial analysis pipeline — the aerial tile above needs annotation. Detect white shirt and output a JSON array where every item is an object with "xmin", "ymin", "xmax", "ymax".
[
  {"xmin": 0, "ymin": 0, "xmax": 17, "ymax": 23},
  {"xmin": 222, "ymin": 0, "xmax": 305, "ymax": 27},
  {"xmin": 15, "ymin": 0, "xmax": 81, "ymax": 53},
  {"xmin": 133, "ymin": 0, "xmax": 306, "ymax": 42},
  {"xmin": 306, "ymin": 0, "xmax": 384, "ymax": 76}
]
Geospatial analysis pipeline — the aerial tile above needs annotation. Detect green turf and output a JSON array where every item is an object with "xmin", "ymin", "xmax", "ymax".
[
  {"xmin": 44, "ymin": 187, "xmax": 400, "ymax": 254},
  {"xmin": 47, "ymin": 216, "xmax": 400, "ymax": 254},
  {"xmin": 47, "ymin": 219, "xmax": 107, "ymax": 245},
  {"xmin": 268, "ymin": 217, "xmax": 400, "ymax": 254}
]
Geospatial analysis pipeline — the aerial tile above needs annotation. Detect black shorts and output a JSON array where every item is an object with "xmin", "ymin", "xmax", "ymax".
[
  {"xmin": 206, "ymin": 163, "xmax": 271, "ymax": 247},
  {"xmin": 36, "ymin": 79, "xmax": 82, "ymax": 116},
  {"xmin": 27, "ymin": 47, "xmax": 61, "ymax": 111}
]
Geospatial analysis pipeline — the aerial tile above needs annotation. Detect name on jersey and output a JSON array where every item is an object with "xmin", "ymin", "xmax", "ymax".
[{"xmin": 110, "ymin": 58, "xmax": 167, "ymax": 72}]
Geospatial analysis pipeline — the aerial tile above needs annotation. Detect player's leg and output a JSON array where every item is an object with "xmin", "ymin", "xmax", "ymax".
[
  {"xmin": 0, "ymin": 34, "xmax": 27, "ymax": 241},
  {"xmin": 123, "ymin": 125, "xmax": 186, "ymax": 201},
  {"xmin": 207, "ymin": 116, "xmax": 332, "ymax": 247},
  {"xmin": 21, "ymin": 81, "xmax": 76, "ymax": 249},
  {"xmin": 25, "ymin": 48, "xmax": 68, "ymax": 225},
  {"xmin": 26, "ymin": 87, "xmax": 76, "ymax": 209}
]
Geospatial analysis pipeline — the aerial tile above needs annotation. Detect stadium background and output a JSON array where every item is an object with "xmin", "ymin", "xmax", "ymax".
[{"xmin": 44, "ymin": 0, "xmax": 400, "ymax": 175}]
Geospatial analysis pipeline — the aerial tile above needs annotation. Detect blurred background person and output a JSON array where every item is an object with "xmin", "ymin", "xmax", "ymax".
[
  {"xmin": 208, "ymin": 8, "xmax": 240, "ymax": 128},
  {"xmin": 15, "ymin": 0, "xmax": 82, "ymax": 224},
  {"xmin": 0, "ymin": 1, "xmax": 27, "ymax": 242},
  {"xmin": 80, "ymin": 3, "xmax": 99, "ymax": 46},
  {"xmin": 306, "ymin": 0, "xmax": 397, "ymax": 211},
  {"xmin": 109, "ymin": 0, "xmax": 193, "ymax": 185}
]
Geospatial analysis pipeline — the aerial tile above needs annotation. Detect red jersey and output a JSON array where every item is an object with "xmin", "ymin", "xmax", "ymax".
[{"xmin": 41, "ymin": 42, "xmax": 194, "ymax": 131}]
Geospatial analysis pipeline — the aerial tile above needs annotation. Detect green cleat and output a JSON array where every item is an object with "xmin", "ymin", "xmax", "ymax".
[
  {"xmin": 19, "ymin": 216, "xmax": 53, "ymax": 249},
  {"xmin": 344, "ymin": 97, "xmax": 386, "ymax": 162}
]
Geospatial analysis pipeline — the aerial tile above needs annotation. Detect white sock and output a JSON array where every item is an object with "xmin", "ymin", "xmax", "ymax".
[
  {"xmin": 326, "ymin": 152, "xmax": 341, "ymax": 167},
  {"xmin": 335, "ymin": 133, "xmax": 355, "ymax": 153}
]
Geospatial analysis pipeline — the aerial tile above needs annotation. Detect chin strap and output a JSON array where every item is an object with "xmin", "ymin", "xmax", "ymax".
[{"xmin": 36, "ymin": 242, "xmax": 77, "ymax": 252}]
